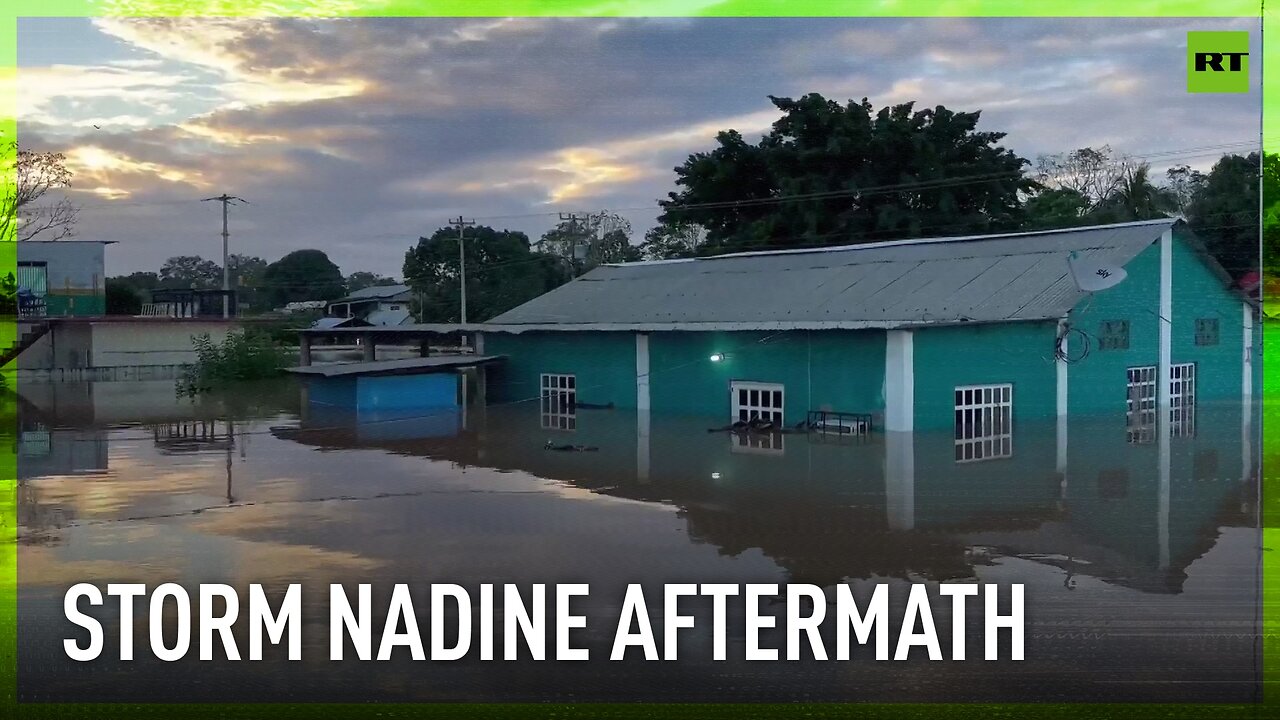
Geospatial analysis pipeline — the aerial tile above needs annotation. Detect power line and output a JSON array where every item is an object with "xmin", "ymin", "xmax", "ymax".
[
  {"xmin": 449, "ymin": 217, "xmax": 476, "ymax": 324},
  {"xmin": 201, "ymin": 193, "xmax": 247, "ymax": 319}
]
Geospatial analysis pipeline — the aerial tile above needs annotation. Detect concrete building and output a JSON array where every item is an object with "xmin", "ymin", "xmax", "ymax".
[
  {"xmin": 327, "ymin": 284, "xmax": 414, "ymax": 326},
  {"xmin": 16, "ymin": 240, "xmax": 112, "ymax": 317},
  {"xmin": 467, "ymin": 219, "xmax": 1254, "ymax": 436},
  {"xmin": 14, "ymin": 318, "xmax": 237, "ymax": 382}
]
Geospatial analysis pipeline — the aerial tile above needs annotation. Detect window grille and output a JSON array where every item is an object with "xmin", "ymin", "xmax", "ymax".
[
  {"xmin": 954, "ymin": 384, "xmax": 1012, "ymax": 462},
  {"xmin": 540, "ymin": 373, "xmax": 576, "ymax": 430}
]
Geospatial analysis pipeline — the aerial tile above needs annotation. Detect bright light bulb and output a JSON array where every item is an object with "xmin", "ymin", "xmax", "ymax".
[{"xmin": 709, "ymin": 353, "xmax": 725, "ymax": 362}]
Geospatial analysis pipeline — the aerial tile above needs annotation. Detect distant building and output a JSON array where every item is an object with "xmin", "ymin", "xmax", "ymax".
[
  {"xmin": 143, "ymin": 288, "xmax": 237, "ymax": 319},
  {"xmin": 282, "ymin": 300, "xmax": 328, "ymax": 314},
  {"xmin": 16, "ymin": 240, "xmax": 113, "ymax": 317},
  {"xmin": 328, "ymin": 284, "xmax": 414, "ymax": 327}
]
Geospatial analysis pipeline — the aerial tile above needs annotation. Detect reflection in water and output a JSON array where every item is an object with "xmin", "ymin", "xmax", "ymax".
[{"xmin": 12, "ymin": 378, "xmax": 1261, "ymax": 704}]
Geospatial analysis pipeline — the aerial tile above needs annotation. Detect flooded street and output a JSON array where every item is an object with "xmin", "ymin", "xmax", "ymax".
[{"xmin": 13, "ymin": 378, "xmax": 1262, "ymax": 704}]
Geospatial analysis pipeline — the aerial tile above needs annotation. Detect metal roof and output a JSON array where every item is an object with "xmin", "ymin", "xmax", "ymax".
[
  {"xmin": 487, "ymin": 219, "xmax": 1182, "ymax": 330},
  {"xmin": 285, "ymin": 355, "xmax": 504, "ymax": 377},
  {"xmin": 334, "ymin": 284, "xmax": 412, "ymax": 302}
]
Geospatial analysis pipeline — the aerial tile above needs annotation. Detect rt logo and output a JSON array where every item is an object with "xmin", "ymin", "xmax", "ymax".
[{"xmin": 1187, "ymin": 31, "xmax": 1249, "ymax": 93}]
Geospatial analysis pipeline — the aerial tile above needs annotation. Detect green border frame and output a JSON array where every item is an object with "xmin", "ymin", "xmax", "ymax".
[{"xmin": 0, "ymin": 2, "xmax": 1270, "ymax": 717}]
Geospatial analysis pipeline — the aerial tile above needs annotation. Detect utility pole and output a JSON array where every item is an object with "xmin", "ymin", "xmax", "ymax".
[
  {"xmin": 450, "ymin": 217, "xmax": 476, "ymax": 324},
  {"xmin": 559, "ymin": 212, "xmax": 589, "ymax": 277},
  {"xmin": 202, "ymin": 194, "xmax": 247, "ymax": 319}
]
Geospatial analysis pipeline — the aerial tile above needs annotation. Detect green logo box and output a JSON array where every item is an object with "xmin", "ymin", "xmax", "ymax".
[{"xmin": 1187, "ymin": 30, "xmax": 1250, "ymax": 93}]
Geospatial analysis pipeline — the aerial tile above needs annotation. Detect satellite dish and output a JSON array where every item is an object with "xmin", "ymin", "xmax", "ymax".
[{"xmin": 1068, "ymin": 251, "xmax": 1127, "ymax": 292}]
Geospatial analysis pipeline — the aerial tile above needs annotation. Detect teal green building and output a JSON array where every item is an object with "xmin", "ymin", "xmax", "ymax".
[{"xmin": 473, "ymin": 219, "xmax": 1255, "ymax": 445}]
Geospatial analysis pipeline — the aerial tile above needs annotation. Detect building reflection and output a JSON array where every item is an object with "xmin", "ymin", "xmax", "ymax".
[{"xmin": 274, "ymin": 391, "xmax": 1259, "ymax": 595}]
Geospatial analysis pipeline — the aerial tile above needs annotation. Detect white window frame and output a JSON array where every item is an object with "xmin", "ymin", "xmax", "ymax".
[
  {"xmin": 1126, "ymin": 363, "xmax": 1195, "ymax": 442},
  {"xmin": 730, "ymin": 381, "xmax": 785, "ymax": 455},
  {"xmin": 1170, "ymin": 362, "xmax": 1196, "ymax": 438},
  {"xmin": 540, "ymin": 373, "xmax": 577, "ymax": 431},
  {"xmin": 954, "ymin": 383, "xmax": 1012, "ymax": 463},
  {"xmin": 730, "ymin": 381, "xmax": 785, "ymax": 425},
  {"xmin": 1126, "ymin": 365, "xmax": 1157, "ymax": 444}
]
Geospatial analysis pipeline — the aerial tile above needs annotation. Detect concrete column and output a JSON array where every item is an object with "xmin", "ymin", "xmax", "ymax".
[
  {"xmin": 474, "ymin": 332, "xmax": 486, "ymax": 356},
  {"xmin": 1157, "ymin": 229, "xmax": 1173, "ymax": 428},
  {"xmin": 885, "ymin": 430, "xmax": 915, "ymax": 531},
  {"xmin": 299, "ymin": 334, "xmax": 312, "ymax": 367},
  {"xmin": 1055, "ymin": 319, "xmax": 1068, "ymax": 479},
  {"xmin": 1243, "ymin": 302, "xmax": 1254, "ymax": 485},
  {"xmin": 363, "ymin": 335, "xmax": 376, "ymax": 362},
  {"xmin": 883, "ymin": 330, "xmax": 914, "ymax": 432},
  {"xmin": 1156, "ymin": 228, "xmax": 1172, "ymax": 570},
  {"xmin": 636, "ymin": 409, "xmax": 651, "ymax": 484},
  {"xmin": 636, "ymin": 333, "xmax": 651, "ymax": 411}
]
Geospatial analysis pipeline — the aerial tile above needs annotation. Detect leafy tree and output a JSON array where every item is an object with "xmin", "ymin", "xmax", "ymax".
[
  {"xmin": 1034, "ymin": 146, "xmax": 1127, "ymax": 210},
  {"xmin": 1263, "ymin": 153, "xmax": 1280, "ymax": 281},
  {"xmin": 1022, "ymin": 188, "xmax": 1092, "ymax": 230},
  {"xmin": 1186, "ymin": 153, "xmax": 1261, "ymax": 278},
  {"xmin": 404, "ymin": 225, "xmax": 567, "ymax": 323},
  {"xmin": 641, "ymin": 221, "xmax": 707, "ymax": 260},
  {"xmin": 1165, "ymin": 164, "xmax": 1207, "ymax": 216},
  {"xmin": 0, "ymin": 273, "xmax": 16, "ymax": 315},
  {"xmin": 1, "ymin": 142, "xmax": 79, "ymax": 241},
  {"xmin": 537, "ymin": 211, "xmax": 640, "ymax": 274},
  {"xmin": 660, "ymin": 95, "xmax": 1035, "ymax": 253},
  {"xmin": 261, "ymin": 249, "xmax": 346, "ymax": 308},
  {"xmin": 346, "ymin": 271, "xmax": 400, "ymax": 292},
  {"xmin": 114, "ymin": 271, "xmax": 160, "ymax": 291},
  {"xmin": 159, "ymin": 255, "xmax": 222, "ymax": 289},
  {"xmin": 227, "ymin": 254, "xmax": 268, "ymax": 312},
  {"xmin": 1089, "ymin": 163, "xmax": 1177, "ymax": 223},
  {"xmin": 105, "ymin": 278, "xmax": 143, "ymax": 315}
]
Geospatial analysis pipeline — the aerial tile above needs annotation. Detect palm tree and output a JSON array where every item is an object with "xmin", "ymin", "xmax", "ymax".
[{"xmin": 1095, "ymin": 163, "xmax": 1177, "ymax": 222}]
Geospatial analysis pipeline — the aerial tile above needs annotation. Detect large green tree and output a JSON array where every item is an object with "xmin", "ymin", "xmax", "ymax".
[
  {"xmin": 345, "ymin": 271, "xmax": 400, "ymax": 292},
  {"xmin": 159, "ymin": 255, "xmax": 222, "ymax": 289},
  {"xmin": 1185, "ymin": 153, "xmax": 1261, "ymax": 278},
  {"xmin": 537, "ymin": 211, "xmax": 640, "ymax": 274},
  {"xmin": 658, "ymin": 95, "xmax": 1036, "ymax": 253},
  {"xmin": 404, "ymin": 226, "xmax": 567, "ymax": 323},
  {"xmin": 261, "ymin": 249, "xmax": 345, "ymax": 308}
]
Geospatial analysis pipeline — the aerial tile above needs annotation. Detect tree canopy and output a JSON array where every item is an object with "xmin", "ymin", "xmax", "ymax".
[
  {"xmin": 262, "ymin": 249, "xmax": 346, "ymax": 307},
  {"xmin": 657, "ymin": 95, "xmax": 1036, "ymax": 254},
  {"xmin": 404, "ymin": 225, "xmax": 567, "ymax": 323},
  {"xmin": 2, "ymin": 142, "xmax": 79, "ymax": 241},
  {"xmin": 537, "ymin": 211, "xmax": 641, "ymax": 275}
]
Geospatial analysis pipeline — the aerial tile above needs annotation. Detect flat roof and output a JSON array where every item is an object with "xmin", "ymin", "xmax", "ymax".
[{"xmin": 285, "ymin": 354, "xmax": 504, "ymax": 378}]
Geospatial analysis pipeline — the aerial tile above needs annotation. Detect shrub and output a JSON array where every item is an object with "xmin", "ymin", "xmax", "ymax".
[{"xmin": 178, "ymin": 330, "xmax": 290, "ymax": 396}]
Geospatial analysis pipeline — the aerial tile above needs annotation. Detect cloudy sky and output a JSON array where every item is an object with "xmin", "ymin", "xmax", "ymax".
[{"xmin": 18, "ymin": 16, "xmax": 1261, "ymax": 278}]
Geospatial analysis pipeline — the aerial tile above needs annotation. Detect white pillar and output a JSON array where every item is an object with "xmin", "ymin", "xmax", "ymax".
[
  {"xmin": 1157, "ymin": 229, "xmax": 1173, "ymax": 427},
  {"xmin": 1055, "ymin": 319, "xmax": 1068, "ymax": 478},
  {"xmin": 884, "ymin": 330, "xmax": 914, "ymax": 432},
  {"xmin": 1243, "ymin": 302, "xmax": 1254, "ymax": 484},
  {"xmin": 1157, "ymin": 229, "xmax": 1172, "ymax": 570},
  {"xmin": 637, "ymin": 409, "xmax": 651, "ymax": 484},
  {"xmin": 636, "ymin": 332, "xmax": 650, "ymax": 411},
  {"xmin": 884, "ymin": 430, "xmax": 915, "ymax": 531},
  {"xmin": 473, "ymin": 331, "xmax": 485, "ymax": 356}
]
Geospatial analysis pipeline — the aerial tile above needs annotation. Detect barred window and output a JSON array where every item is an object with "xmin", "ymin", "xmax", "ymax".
[
  {"xmin": 954, "ymin": 384, "xmax": 1012, "ymax": 462},
  {"xmin": 540, "ymin": 373, "xmax": 576, "ymax": 430}
]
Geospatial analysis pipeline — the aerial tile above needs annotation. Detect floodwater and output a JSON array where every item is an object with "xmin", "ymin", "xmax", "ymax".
[{"xmin": 12, "ymin": 377, "xmax": 1262, "ymax": 703}]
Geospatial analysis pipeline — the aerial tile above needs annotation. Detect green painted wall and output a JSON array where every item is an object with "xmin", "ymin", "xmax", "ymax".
[
  {"xmin": 1169, "ymin": 238, "xmax": 1247, "ymax": 401},
  {"xmin": 1066, "ymin": 231, "xmax": 1249, "ymax": 417},
  {"xmin": 911, "ymin": 321, "xmax": 1058, "ymax": 432},
  {"xmin": 1066, "ymin": 241, "xmax": 1163, "ymax": 416},
  {"xmin": 648, "ymin": 330, "xmax": 886, "ymax": 425},
  {"xmin": 44, "ymin": 293, "xmax": 105, "ymax": 317},
  {"xmin": 484, "ymin": 331, "xmax": 637, "ymax": 408}
]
